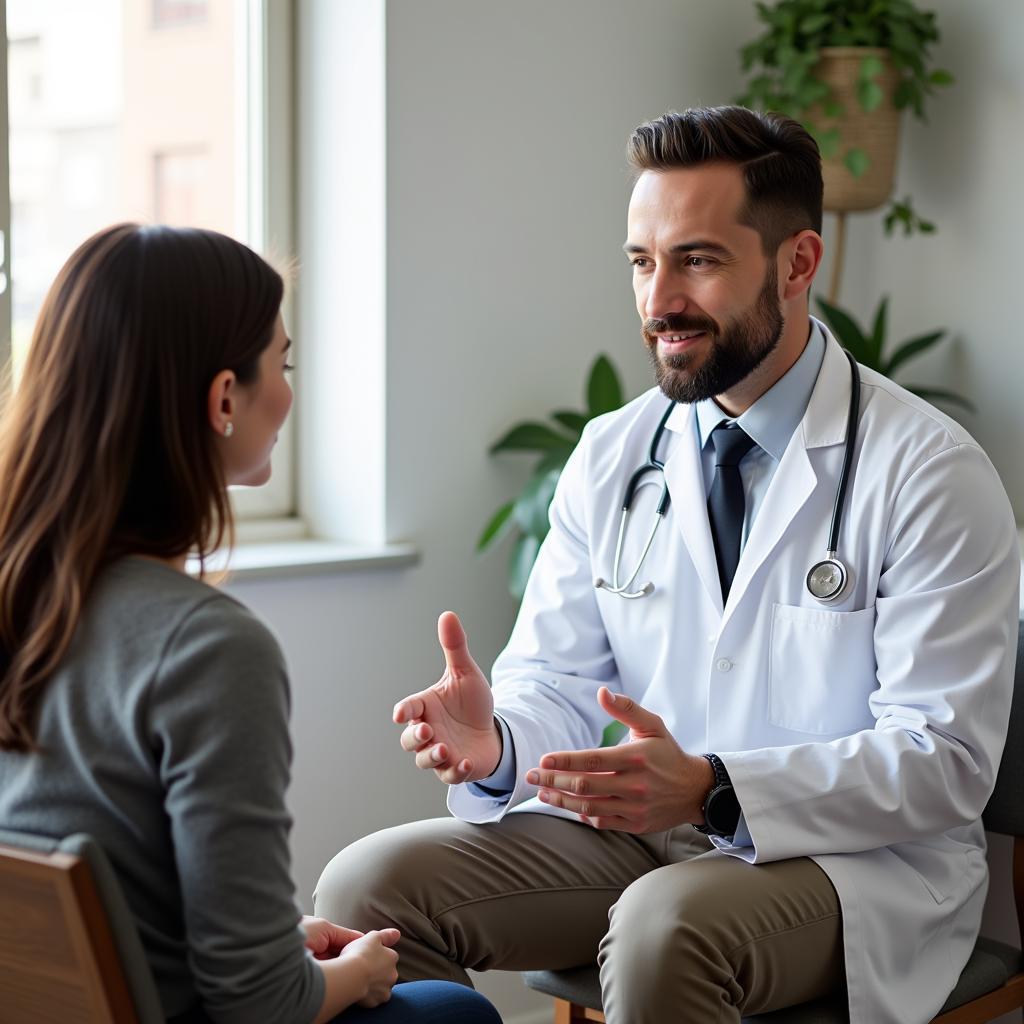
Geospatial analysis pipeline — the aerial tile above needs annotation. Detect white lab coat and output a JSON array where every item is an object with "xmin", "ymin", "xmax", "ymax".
[{"xmin": 450, "ymin": 327, "xmax": 1021, "ymax": 1024}]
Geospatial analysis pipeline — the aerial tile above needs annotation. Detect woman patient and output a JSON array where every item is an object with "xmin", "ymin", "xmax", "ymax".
[{"xmin": 0, "ymin": 224, "xmax": 501, "ymax": 1024}]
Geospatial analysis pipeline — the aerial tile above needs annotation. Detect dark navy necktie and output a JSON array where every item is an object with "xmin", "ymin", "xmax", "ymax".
[{"xmin": 707, "ymin": 424, "xmax": 758, "ymax": 601}]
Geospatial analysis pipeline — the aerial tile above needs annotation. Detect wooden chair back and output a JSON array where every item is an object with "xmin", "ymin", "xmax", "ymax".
[{"xmin": 0, "ymin": 840, "xmax": 140, "ymax": 1024}]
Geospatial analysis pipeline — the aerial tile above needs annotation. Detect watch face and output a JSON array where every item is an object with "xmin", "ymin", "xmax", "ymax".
[{"xmin": 705, "ymin": 785, "xmax": 741, "ymax": 837}]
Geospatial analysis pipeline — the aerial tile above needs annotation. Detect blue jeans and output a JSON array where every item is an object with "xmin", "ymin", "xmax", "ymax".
[{"xmin": 334, "ymin": 980, "xmax": 502, "ymax": 1023}]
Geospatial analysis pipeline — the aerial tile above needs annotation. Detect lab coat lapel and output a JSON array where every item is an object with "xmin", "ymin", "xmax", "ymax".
[
  {"xmin": 722, "ymin": 331, "xmax": 853, "ymax": 625},
  {"xmin": 662, "ymin": 403, "xmax": 724, "ymax": 615}
]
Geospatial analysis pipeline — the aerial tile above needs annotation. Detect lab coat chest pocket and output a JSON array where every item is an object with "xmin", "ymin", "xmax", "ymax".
[{"xmin": 769, "ymin": 603, "xmax": 877, "ymax": 734}]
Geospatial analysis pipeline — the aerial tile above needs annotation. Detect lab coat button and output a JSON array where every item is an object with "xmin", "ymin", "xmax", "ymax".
[{"xmin": 716, "ymin": 658, "xmax": 733, "ymax": 672}]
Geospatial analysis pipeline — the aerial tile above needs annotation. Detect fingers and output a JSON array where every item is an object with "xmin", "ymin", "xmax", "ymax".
[
  {"xmin": 598, "ymin": 686, "xmax": 665, "ymax": 736},
  {"xmin": 400, "ymin": 721, "xmax": 433, "ymax": 752},
  {"xmin": 324, "ymin": 923, "xmax": 364, "ymax": 946},
  {"xmin": 525, "ymin": 766, "xmax": 625, "ymax": 798},
  {"xmin": 393, "ymin": 694, "xmax": 425, "ymax": 724},
  {"xmin": 412, "ymin": 743, "xmax": 474, "ymax": 784},
  {"xmin": 437, "ymin": 610, "xmax": 477, "ymax": 676},
  {"xmin": 434, "ymin": 758, "xmax": 474, "ymax": 786},
  {"xmin": 536, "ymin": 786, "xmax": 641, "ymax": 822},
  {"xmin": 535, "ymin": 745, "xmax": 635, "ymax": 773},
  {"xmin": 379, "ymin": 928, "xmax": 401, "ymax": 947}
]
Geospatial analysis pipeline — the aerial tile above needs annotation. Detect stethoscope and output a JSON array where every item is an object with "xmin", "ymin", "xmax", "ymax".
[{"xmin": 594, "ymin": 349, "xmax": 861, "ymax": 603}]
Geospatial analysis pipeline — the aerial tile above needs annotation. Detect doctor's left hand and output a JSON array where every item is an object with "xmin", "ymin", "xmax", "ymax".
[{"xmin": 524, "ymin": 687, "xmax": 715, "ymax": 834}]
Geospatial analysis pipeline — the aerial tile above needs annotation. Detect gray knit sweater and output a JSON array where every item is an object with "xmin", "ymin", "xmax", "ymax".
[{"xmin": 0, "ymin": 557, "xmax": 324, "ymax": 1023}]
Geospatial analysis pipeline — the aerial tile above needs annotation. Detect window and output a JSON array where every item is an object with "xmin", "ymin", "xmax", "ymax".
[{"xmin": 1, "ymin": 0, "xmax": 294, "ymax": 522}]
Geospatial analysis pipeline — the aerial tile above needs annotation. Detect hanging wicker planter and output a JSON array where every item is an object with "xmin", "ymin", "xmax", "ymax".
[{"xmin": 809, "ymin": 47, "xmax": 903, "ymax": 213}]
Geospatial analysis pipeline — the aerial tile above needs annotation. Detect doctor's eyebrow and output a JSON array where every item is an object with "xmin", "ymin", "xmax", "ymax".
[{"xmin": 622, "ymin": 240, "xmax": 735, "ymax": 258}]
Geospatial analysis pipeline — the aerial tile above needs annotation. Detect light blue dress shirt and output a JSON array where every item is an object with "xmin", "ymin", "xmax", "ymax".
[{"xmin": 472, "ymin": 323, "xmax": 828, "ymax": 823}]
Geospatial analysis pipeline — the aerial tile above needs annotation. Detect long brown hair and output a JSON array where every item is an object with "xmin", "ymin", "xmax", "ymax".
[{"xmin": 0, "ymin": 223, "xmax": 284, "ymax": 751}]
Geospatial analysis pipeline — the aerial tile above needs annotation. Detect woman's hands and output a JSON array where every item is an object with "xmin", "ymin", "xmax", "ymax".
[
  {"xmin": 301, "ymin": 916, "xmax": 364, "ymax": 960},
  {"xmin": 337, "ymin": 929, "xmax": 401, "ymax": 1007},
  {"xmin": 307, "ymin": 918, "xmax": 401, "ymax": 1021}
]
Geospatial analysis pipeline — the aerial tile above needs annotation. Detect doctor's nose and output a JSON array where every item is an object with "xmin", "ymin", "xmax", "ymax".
[{"xmin": 643, "ymin": 270, "xmax": 692, "ymax": 321}]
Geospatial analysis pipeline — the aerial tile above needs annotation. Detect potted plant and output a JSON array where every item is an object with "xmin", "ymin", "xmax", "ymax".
[
  {"xmin": 478, "ymin": 354, "xmax": 626, "ymax": 600},
  {"xmin": 739, "ymin": 0, "xmax": 970, "ymax": 413},
  {"xmin": 738, "ymin": 0, "xmax": 953, "ymax": 301}
]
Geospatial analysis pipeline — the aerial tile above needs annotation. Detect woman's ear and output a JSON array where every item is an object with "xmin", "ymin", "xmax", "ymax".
[{"xmin": 207, "ymin": 370, "xmax": 238, "ymax": 437}]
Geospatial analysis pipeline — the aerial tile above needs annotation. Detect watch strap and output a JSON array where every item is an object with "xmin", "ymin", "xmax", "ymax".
[{"xmin": 693, "ymin": 753, "xmax": 737, "ymax": 837}]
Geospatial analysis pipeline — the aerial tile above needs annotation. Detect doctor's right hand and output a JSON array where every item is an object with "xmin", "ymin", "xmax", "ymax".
[{"xmin": 393, "ymin": 611, "xmax": 503, "ymax": 785}]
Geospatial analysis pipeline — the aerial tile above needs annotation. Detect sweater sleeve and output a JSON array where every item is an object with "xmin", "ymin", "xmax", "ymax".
[{"xmin": 148, "ymin": 596, "xmax": 324, "ymax": 1024}]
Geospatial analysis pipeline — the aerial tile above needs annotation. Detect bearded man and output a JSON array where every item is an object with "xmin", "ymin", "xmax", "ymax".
[{"xmin": 315, "ymin": 106, "xmax": 1019, "ymax": 1024}]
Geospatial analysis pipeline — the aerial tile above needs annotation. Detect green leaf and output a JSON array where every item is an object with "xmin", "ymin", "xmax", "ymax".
[
  {"xmin": 477, "ymin": 501, "xmax": 515, "ymax": 552},
  {"xmin": 929, "ymin": 68, "xmax": 955, "ymax": 86},
  {"xmin": 844, "ymin": 147, "xmax": 870, "ymax": 177},
  {"xmin": 918, "ymin": 220, "xmax": 936, "ymax": 233},
  {"xmin": 587, "ymin": 355, "xmax": 624, "ymax": 417},
  {"xmin": 893, "ymin": 78, "xmax": 917, "ymax": 109},
  {"xmin": 535, "ymin": 448, "xmax": 574, "ymax": 476},
  {"xmin": 551, "ymin": 410, "xmax": 589, "ymax": 436},
  {"xmin": 815, "ymin": 297, "xmax": 872, "ymax": 365},
  {"xmin": 489, "ymin": 421, "xmax": 575, "ymax": 455},
  {"xmin": 882, "ymin": 329, "xmax": 946, "ymax": 378},
  {"xmin": 906, "ymin": 386, "xmax": 975, "ymax": 414},
  {"xmin": 823, "ymin": 99, "xmax": 844, "ymax": 118},
  {"xmin": 859, "ymin": 55, "xmax": 885, "ymax": 79},
  {"xmin": 857, "ymin": 78, "xmax": 884, "ymax": 112},
  {"xmin": 799, "ymin": 12, "xmax": 831, "ymax": 35},
  {"xmin": 508, "ymin": 533, "xmax": 542, "ymax": 600},
  {"xmin": 601, "ymin": 720, "xmax": 628, "ymax": 747},
  {"xmin": 815, "ymin": 127, "xmax": 841, "ymax": 158},
  {"xmin": 868, "ymin": 296, "xmax": 888, "ymax": 367},
  {"xmin": 512, "ymin": 467, "xmax": 561, "ymax": 538}
]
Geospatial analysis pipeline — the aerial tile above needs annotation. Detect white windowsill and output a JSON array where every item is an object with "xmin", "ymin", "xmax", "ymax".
[
  {"xmin": 189, "ymin": 518, "xmax": 420, "ymax": 581},
  {"xmin": 216, "ymin": 539, "xmax": 419, "ymax": 581}
]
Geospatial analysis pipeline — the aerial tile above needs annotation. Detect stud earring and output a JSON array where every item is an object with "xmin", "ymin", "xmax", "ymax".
[{"xmin": 224, "ymin": 422, "xmax": 234, "ymax": 438}]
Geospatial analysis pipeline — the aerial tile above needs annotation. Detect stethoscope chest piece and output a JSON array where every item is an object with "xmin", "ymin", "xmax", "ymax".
[{"xmin": 806, "ymin": 556, "xmax": 849, "ymax": 602}]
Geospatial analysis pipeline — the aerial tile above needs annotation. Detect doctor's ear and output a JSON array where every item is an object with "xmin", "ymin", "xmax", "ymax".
[
  {"xmin": 778, "ymin": 229, "xmax": 824, "ymax": 303},
  {"xmin": 207, "ymin": 369, "xmax": 238, "ymax": 438}
]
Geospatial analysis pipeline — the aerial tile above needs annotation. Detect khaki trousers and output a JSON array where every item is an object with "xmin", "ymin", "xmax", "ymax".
[{"xmin": 314, "ymin": 813, "xmax": 844, "ymax": 1024}]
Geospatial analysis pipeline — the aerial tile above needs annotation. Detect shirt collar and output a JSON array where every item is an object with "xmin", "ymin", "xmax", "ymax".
[{"xmin": 693, "ymin": 319, "xmax": 826, "ymax": 462}]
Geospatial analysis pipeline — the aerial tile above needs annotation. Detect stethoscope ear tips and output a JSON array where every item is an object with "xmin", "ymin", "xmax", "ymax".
[
  {"xmin": 594, "ymin": 578, "xmax": 607, "ymax": 590},
  {"xmin": 639, "ymin": 582, "xmax": 654, "ymax": 596}
]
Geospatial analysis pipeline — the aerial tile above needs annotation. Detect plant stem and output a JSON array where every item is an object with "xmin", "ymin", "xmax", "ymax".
[{"xmin": 829, "ymin": 210, "xmax": 847, "ymax": 305}]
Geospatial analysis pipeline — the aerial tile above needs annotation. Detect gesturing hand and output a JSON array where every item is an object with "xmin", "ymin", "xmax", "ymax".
[
  {"xmin": 393, "ymin": 611, "xmax": 503, "ymax": 785},
  {"xmin": 525, "ymin": 687, "xmax": 715, "ymax": 834}
]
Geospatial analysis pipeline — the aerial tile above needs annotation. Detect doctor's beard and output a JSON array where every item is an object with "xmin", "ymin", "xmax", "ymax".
[{"xmin": 643, "ymin": 262, "xmax": 785, "ymax": 405}]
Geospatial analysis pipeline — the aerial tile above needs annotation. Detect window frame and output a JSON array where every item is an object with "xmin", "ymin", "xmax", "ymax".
[
  {"xmin": 227, "ymin": 0, "xmax": 298, "ymax": 524},
  {"xmin": 1, "ymin": 0, "xmax": 298, "ymax": 525}
]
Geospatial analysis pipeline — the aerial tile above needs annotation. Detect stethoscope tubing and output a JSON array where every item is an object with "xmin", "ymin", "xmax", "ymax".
[{"xmin": 596, "ymin": 348, "xmax": 862, "ymax": 603}]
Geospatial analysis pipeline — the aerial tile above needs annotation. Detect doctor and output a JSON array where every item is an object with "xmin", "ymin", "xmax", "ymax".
[{"xmin": 315, "ymin": 106, "xmax": 1020, "ymax": 1024}]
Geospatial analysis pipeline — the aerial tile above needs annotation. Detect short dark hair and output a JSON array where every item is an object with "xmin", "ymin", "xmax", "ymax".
[{"xmin": 626, "ymin": 106, "xmax": 823, "ymax": 253}]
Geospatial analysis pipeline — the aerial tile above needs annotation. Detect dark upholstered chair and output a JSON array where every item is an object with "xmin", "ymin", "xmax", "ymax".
[
  {"xmin": 0, "ymin": 829, "xmax": 164, "ymax": 1023},
  {"xmin": 523, "ymin": 625, "xmax": 1024, "ymax": 1023}
]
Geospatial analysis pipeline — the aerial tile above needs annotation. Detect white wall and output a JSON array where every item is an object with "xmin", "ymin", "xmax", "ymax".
[{"xmin": 238, "ymin": 2, "xmax": 1021, "ymax": 1020}]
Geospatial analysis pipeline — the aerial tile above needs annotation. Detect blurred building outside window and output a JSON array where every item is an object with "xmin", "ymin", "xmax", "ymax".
[{"xmin": 3, "ymin": 0, "xmax": 295, "ymax": 521}]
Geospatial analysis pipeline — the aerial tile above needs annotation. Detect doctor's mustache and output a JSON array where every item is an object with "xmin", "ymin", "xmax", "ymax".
[{"xmin": 642, "ymin": 313, "xmax": 720, "ymax": 344}]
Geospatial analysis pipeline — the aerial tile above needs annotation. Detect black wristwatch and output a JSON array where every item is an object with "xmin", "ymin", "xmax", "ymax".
[{"xmin": 693, "ymin": 753, "xmax": 741, "ymax": 839}]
